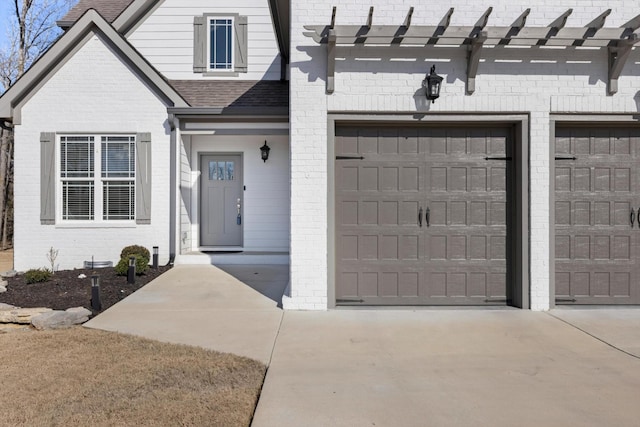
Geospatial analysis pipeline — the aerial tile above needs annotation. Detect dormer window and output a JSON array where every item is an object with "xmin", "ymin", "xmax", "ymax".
[
  {"xmin": 208, "ymin": 17, "xmax": 233, "ymax": 71},
  {"xmin": 194, "ymin": 14, "xmax": 248, "ymax": 75}
]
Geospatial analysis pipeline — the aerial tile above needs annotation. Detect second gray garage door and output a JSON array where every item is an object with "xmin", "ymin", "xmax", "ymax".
[
  {"xmin": 555, "ymin": 126, "xmax": 640, "ymax": 304},
  {"xmin": 335, "ymin": 125, "xmax": 514, "ymax": 305}
]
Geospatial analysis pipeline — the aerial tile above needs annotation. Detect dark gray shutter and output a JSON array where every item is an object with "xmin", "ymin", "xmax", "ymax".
[
  {"xmin": 193, "ymin": 15, "xmax": 206, "ymax": 73},
  {"xmin": 40, "ymin": 132, "xmax": 56, "ymax": 225},
  {"xmin": 135, "ymin": 133, "xmax": 152, "ymax": 224},
  {"xmin": 234, "ymin": 15, "xmax": 248, "ymax": 73}
]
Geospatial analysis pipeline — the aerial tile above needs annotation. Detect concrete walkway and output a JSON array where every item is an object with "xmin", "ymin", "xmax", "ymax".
[
  {"xmin": 85, "ymin": 267, "xmax": 640, "ymax": 426},
  {"xmin": 84, "ymin": 264, "xmax": 286, "ymax": 365}
]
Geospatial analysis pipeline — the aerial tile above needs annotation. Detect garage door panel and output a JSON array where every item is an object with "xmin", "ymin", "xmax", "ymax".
[
  {"xmin": 336, "ymin": 125, "xmax": 512, "ymax": 305},
  {"xmin": 555, "ymin": 126, "xmax": 640, "ymax": 304}
]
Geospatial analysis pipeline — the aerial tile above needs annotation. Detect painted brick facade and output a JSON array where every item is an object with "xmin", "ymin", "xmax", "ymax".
[
  {"xmin": 14, "ymin": 34, "xmax": 172, "ymax": 270},
  {"xmin": 286, "ymin": 0, "xmax": 640, "ymax": 310}
]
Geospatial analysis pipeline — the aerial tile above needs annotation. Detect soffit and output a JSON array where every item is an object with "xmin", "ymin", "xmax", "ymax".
[{"xmin": 304, "ymin": 7, "xmax": 640, "ymax": 95}]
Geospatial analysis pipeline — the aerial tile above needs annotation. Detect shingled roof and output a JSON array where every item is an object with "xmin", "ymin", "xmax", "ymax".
[
  {"xmin": 60, "ymin": 0, "xmax": 134, "ymax": 24},
  {"xmin": 170, "ymin": 80, "xmax": 289, "ymax": 109}
]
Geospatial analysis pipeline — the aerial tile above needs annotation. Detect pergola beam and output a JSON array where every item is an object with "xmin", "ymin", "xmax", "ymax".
[
  {"xmin": 608, "ymin": 34, "xmax": 638, "ymax": 95},
  {"xmin": 304, "ymin": 7, "xmax": 640, "ymax": 95},
  {"xmin": 427, "ymin": 7, "xmax": 454, "ymax": 45},
  {"xmin": 467, "ymin": 31, "xmax": 487, "ymax": 95},
  {"xmin": 327, "ymin": 29, "xmax": 336, "ymax": 94}
]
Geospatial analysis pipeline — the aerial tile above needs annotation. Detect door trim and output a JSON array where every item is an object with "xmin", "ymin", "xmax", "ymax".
[
  {"xmin": 327, "ymin": 113, "xmax": 530, "ymax": 309},
  {"xmin": 197, "ymin": 152, "xmax": 244, "ymax": 250},
  {"xmin": 549, "ymin": 114, "xmax": 640, "ymax": 308}
]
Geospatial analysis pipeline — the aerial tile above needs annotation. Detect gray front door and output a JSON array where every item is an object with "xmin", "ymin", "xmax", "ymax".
[
  {"xmin": 200, "ymin": 154, "xmax": 243, "ymax": 247},
  {"xmin": 555, "ymin": 127, "xmax": 640, "ymax": 304},
  {"xmin": 335, "ymin": 125, "xmax": 512, "ymax": 305}
]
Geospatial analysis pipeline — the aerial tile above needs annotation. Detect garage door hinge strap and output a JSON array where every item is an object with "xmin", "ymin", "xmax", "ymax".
[
  {"xmin": 555, "ymin": 298, "xmax": 577, "ymax": 303},
  {"xmin": 554, "ymin": 156, "xmax": 577, "ymax": 160},
  {"xmin": 336, "ymin": 156, "xmax": 365, "ymax": 160},
  {"xmin": 336, "ymin": 298, "xmax": 365, "ymax": 303},
  {"xmin": 485, "ymin": 156, "xmax": 512, "ymax": 160}
]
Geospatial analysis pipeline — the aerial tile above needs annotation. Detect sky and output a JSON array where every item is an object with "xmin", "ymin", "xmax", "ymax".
[
  {"xmin": 0, "ymin": 0, "xmax": 74, "ymax": 49},
  {"xmin": 0, "ymin": 1, "xmax": 11, "ymax": 48}
]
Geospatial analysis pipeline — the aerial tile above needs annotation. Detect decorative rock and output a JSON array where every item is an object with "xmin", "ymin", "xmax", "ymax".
[
  {"xmin": 0, "ymin": 270, "xmax": 17, "ymax": 278},
  {"xmin": 0, "ymin": 307, "xmax": 52, "ymax": 324},
  {"xmin": 0, "ymin": 303, "xmax": 17, "ymax": 310},
  {"xmin": 78, "ymin": 274, "xmax": 87, "ymax": 279},
  {"xmin": 0, "ymin": 286, "xmax": 6, "ymax": 293},
  {"xmin": 31, "ymin": 307, "xmax": 91, "ymax": 330},
  {"xmin": 0, "ymin": 279, "xmax": 7, "ymax": 286}
]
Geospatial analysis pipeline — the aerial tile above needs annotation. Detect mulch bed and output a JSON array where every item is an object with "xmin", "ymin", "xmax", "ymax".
[{"xmin": 0, "ymin": 266, "xmax": 171, "ymax": 316}]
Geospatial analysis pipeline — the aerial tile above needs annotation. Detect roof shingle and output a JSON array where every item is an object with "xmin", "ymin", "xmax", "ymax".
[
  {"xmin": 170, "ymin": 80, "xmax": 289, "ymax": 109},
  {"xmin": 61, "ymin": 0, "xmax": 134, "ymax": 23}
]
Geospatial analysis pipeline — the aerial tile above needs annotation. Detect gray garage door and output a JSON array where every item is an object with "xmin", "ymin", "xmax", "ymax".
[
  {"xmin": 555, "ymin": 127, "xmax": 640, "ymax": 304},
  {"xmin": 335, "ymin": 125, "xmax": 513, "ymax": 305}
]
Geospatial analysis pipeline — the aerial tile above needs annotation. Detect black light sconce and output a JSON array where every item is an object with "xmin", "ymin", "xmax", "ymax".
[
  {"xmin": 422, "ymin": 65, "xmax": 443, "ymax": 104},
  {"xmin": 260, "ymin": 141, "xmax": 271, "ymax": 162}
]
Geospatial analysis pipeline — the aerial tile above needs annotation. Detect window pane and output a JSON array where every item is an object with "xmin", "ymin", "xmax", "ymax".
[
  {"xmin": 62, "ymin": 181, "xmax": 94, "ymax": 220},
  {"xmin": 209, "ymin": 18, "xmax": 232, "ymax": 70},
  {"xmin": 61, "ymin": 137, "xmax": 94, "ymax": 178},
  {"xmin": 209, "ymin": 161, "xmax": 217, "ymax": 180},
  {"xmin": 218, "ymin": 162, "xmax": 225, "ymax": 180},
  {"xmin": 226, "ymin": 161, "xmax": 234, "ymax": 180},
  {"xmin": 103, "ymin": 181, "xmax": 134, "ymax": 220},
  {"xmin": 102, "ymin": 136, "xmax": 135, "ymax": 178}
]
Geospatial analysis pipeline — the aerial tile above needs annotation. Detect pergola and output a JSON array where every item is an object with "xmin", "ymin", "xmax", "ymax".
[{"xmin": 303, "ymin": 7, "xmax": 640, "ymax": 95}]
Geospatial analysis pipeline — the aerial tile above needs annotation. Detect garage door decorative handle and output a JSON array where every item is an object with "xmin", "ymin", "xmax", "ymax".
[
  {"xmin": 425, "ymin": 207, "xmax": 430, "ymax": 227},
  {"xmin": 631, "ymin": 208, "xmax": 636, "ymax": 227},
  {"xmin": 418, "ymin": 207, "xmax": 423, "ymax": 227}
]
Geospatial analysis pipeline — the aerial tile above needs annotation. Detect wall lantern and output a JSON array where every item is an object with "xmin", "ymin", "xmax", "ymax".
[
  {"xmin": 260, "ymin": 141, "xmax": 271, "ymax": 162},
  {"xmin": 422, "ymin": 65, "xmax": 443, "ymax": 104}
]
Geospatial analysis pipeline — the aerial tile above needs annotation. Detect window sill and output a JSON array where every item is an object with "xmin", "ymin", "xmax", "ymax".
[
  {"xmin": 54, "ymin": 222, "xmax": 138, "ymax": 229},
  {"xmin": 202, "ymin": 71, "xmax": 240, "ymax": 77}
]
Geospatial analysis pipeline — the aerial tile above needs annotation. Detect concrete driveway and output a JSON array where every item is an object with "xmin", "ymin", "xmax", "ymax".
[
  {"xmin": 84, "ymin": 266, "xmax": 640, "ymax": 426},
  {"xmin": 253, "ymin": 309, "xmax": 640, "ymax": 427}
]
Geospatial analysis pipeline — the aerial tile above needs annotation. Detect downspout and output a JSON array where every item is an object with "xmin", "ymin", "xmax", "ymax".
[{"xmin": 168, "ymin": 113, "xmax": 179, "ymax": 266}]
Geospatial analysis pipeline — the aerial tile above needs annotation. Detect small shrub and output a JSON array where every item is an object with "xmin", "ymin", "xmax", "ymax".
[
  {"xmin": 24, "ymin": 268, "xmax": 52, "ymax": 284},
  {"xmin": 115, "ymin": 245, "xmax": 150, "ymax": 276},
  {"xmin": 120, "ymin": 245, "xmax": 150, "ymax": 264}
]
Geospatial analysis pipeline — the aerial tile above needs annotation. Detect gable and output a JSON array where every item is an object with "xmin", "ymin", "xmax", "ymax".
[{"xmin": 0, "ymin": 9, "xmax": 188, "ymax": 122}]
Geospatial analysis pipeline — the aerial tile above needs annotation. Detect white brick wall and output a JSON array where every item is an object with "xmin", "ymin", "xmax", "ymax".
[
  {"xmin": 288, "ymin": 0, "xmax": 640, "ymax": 310},
  {"xmin": 14, "ymin": 34, "xmax": 172, "ymax": 271}
]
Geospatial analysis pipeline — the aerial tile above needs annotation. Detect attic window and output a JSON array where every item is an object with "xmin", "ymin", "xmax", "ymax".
[
  {"xmin": 194, "ymin": 14, "xmax": 248, "ymax": 75},
  {"xmin": 209, "ymin": 18, "xmax": 233, "ymax": 70}
]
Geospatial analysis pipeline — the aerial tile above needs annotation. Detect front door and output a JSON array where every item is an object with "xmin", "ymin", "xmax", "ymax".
[{"xmin": 200, "ymin": 154, "xmax": 243, "ymax": 247}]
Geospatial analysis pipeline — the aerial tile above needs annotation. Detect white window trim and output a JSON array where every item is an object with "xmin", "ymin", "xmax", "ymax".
[
  {"xmin": 56, "ymin": 134, "xmax": 136, "ymax": 225},
  {"xmin": 206, "ymin": 16, "xmax": 235, "ymax": 73}
]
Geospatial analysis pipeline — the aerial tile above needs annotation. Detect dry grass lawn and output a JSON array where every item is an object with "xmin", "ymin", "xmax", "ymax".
[{"xmin": 0, "ymin": 327, "xmax": 266, "ymax": 426}]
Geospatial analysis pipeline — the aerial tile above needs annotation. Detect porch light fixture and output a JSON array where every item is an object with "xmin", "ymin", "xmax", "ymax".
[
  {"xmin": 422, "ymin": 65, "xmax": 443, "ymax": 103},
  {"xmin": 260, "ymin": 141, "xmax": 271, "ymax": 162}
]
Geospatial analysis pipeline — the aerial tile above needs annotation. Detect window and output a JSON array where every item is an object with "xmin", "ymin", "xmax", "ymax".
[
  {"xmin": 60, "ymin": 135, "xmax": 135, "ymax": 221},
  {"xmin": 194, "ymin": 14, "xmax": 247, "ymax": 74},
  {"xmin": 209, "ymin": 18, "xmax": 233, "ymax": 70}
]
